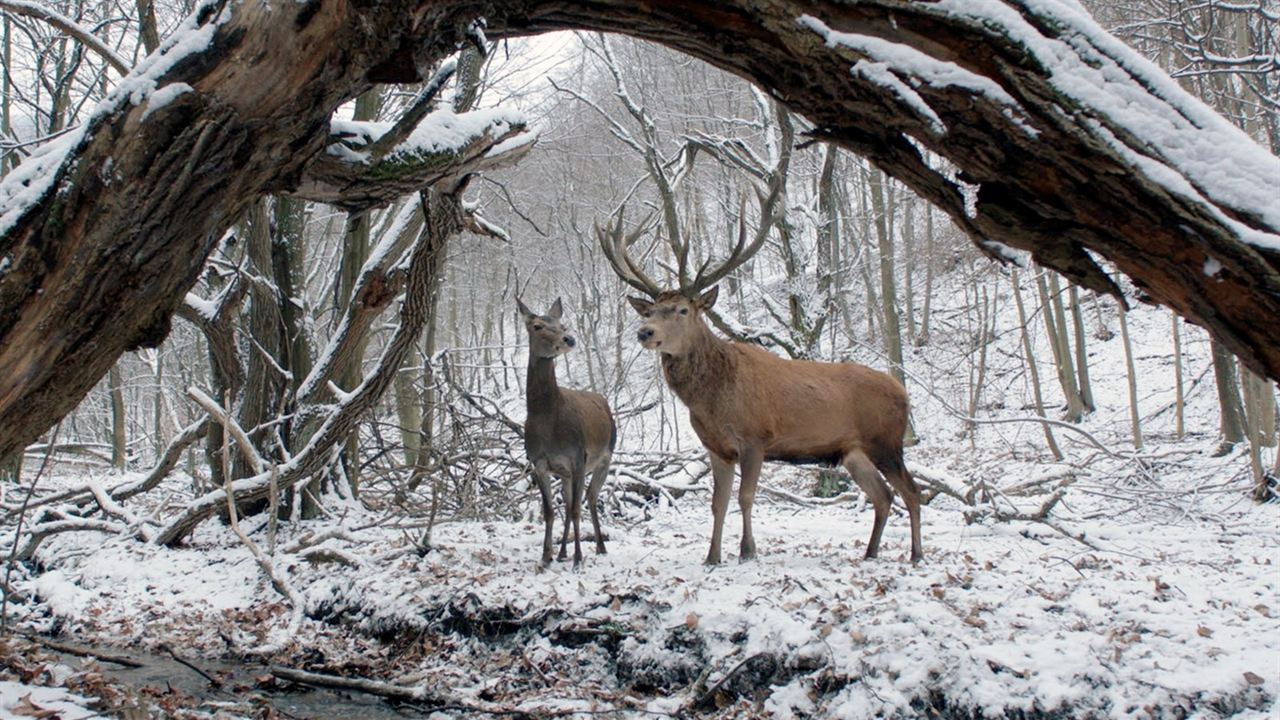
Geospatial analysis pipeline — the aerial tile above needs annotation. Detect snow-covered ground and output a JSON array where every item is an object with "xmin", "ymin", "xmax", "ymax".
[{"xmin": 9, "ymin": 444, "xmax": 1276, "ymax": 718}]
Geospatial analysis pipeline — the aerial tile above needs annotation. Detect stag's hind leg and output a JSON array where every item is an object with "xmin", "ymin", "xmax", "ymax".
[
  {"xmin": 737, "ymin": 447, "xmax": 763, "ymax": 562},
  {"xmin": 843, "ymin": 450, "xmax": 892, "ymax": 560},
  {"xmin": 883, "ymin": 461, "xmax": 924, "ymax": 564},
  {"xmin": 586, "ymin": 456, "xmax": 610, "ymax": 555}
]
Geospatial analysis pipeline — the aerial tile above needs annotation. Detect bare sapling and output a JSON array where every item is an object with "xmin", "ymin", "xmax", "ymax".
[{"xmin": 517, "ymin": 298, "xmax": 617, "ymax": 567}]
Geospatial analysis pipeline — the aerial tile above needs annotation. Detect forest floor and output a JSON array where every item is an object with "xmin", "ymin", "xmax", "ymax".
[{"xmin": 3, "ymin": 441, "xmax": 1277, "ymax": 719}]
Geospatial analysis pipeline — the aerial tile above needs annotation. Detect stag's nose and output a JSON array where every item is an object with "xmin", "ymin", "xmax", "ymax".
[
  {"xmin": 563, "ymin": 335, "xmax": 576, "ymax": 348},
  {"xmin": 637, "ymin": 328, "xmax": 653, "ymax": 343}
]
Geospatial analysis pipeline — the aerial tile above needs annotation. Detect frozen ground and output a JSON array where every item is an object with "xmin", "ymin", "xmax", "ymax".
[{"xmin": 9, "ymin": 447, "xmax": 1277, "ymax": 718}]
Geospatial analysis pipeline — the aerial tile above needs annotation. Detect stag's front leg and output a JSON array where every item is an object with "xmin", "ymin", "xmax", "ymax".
[
  {"xmin": 533, "ymin": 462, "xmax": 556, "ymax": 566},
  {"xmin": 705, "ymin": 453, "xmax": 736, "ymax": 565},
  {"xmin": 737, "ymin": 447, "xmax": 763, "ymax": 562}
]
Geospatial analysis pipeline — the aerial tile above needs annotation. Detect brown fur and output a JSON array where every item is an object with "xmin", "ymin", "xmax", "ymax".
[
  {"xmin": 518, "ymin": 298, "xmax": 615, "ymax": 567},
  {"xmin": 630, "ymin": 288, "xmax": 923, "ymax": 564}
]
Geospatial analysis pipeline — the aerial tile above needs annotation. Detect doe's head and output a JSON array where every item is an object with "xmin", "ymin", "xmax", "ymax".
[
  {"xmin": 517, "ymin": 297, "xmax": 577, "ymax": 359},
  {"xmin": 627, "ymin": 286, "xmax": 719, "ymax": 356}
]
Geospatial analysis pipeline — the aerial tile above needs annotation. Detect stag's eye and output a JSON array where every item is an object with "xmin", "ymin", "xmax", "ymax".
[
  {"xmin": 533, "ymin": 324, "xmax": 543, "ymax": 331},
  {"xmin": 679, "ymin": 307, "xmax": 689, "ymax": 315}
]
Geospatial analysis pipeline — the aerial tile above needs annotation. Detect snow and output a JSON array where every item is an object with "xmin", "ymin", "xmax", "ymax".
[
  {"xmin": 0, "ymin": 0, "xmax": 228, "ymax": 239},
  {"xmin": 327, "ymin": 106, "xmax": 529, "ymax": 165},
  {"xmin": 0, "ymin": 681, "xmax": 94, "ymax": 720},
  {"xmin": 798, "ymin": 2, "xmax": 1280, "ymax": 250},
  {"xmin": 799, "ymin": 14, "xmax": 1036, "ymax": 137},
  {"xmin": 138, "ymin": 82, "xmax": 193, "ymax": 121},
  {"xmin": 929, "ymin": 0, "xmax": 1280, "ymax": 247},
  {"xmin": 14, "ymin": 457, "xmax": 1278, "ymax": 716}
]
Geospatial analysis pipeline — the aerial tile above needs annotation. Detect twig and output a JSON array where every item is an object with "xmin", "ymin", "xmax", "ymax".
[
  {"xmin": 3, "ymin": 421, "xmax": 60, "ymax": 628},
  {"xmin": 160, "ymin": 643, "xmax": 222, "ymax": 688},
  {"xmin": 30, "ymin": 636, "xmax": 144, "ymax": 667}
]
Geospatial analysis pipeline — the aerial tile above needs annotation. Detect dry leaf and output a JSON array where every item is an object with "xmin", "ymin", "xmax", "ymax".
[
  {"xmin": 685, "ymin": 612, "xmax": 699, "ymax": 630},
  {"xmin": 1196, "ymin": 626, "xmax": 1213, "ymax": 638},
  {"xmin": 10, "ymin": 694, "xmax": 58, "ymax": 718},
  {"xmin": 1254, "ymin": 604, "xmax": 1272, "ymax": 618},
  {"xmin": 849, "ymin": 630, "xmax": 866, "ymax": 643},
  {"xmin": 819, "ymin": 623, "xmax": 833, "ymax": 638},
  {"xmin": 931, "ymin": 586, "xmax": 946, "ymax": 600},
  {"xmin": 609, "ymin": 596, "xmax": 622, "ymax": 612},
  {"xmin": 1243, "ymin": 671, "xmax": 1265, "ymax": 686}
]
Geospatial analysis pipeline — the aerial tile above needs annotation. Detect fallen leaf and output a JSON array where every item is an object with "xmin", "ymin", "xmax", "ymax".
[
  {"xmin": 10, "ymin": 694, "xmax": 58, "ymax": 718},
  {"xmin": 609, "ymin": 596, "xmax": 622, "ymax": 612},
  {"xmin": 685, "ymin": 612, "xmax": 699, "ymax": 630},
  {"xmin": 1243, "ymin": 671, "xmax": 1264, "ymax": 686},
  {"xmin": 1196, "ymin": 626, "xmax": 1213, "ymax": 638}
]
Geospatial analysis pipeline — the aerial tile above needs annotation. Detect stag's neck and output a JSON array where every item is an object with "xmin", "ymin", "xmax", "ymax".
[
  {"xmin": 526, "ymin": 356, "xmax": 562, "ymax": 415},
  {"xmin": 661, "ymin": 321, "xmax": 734, "ymax": 409}
]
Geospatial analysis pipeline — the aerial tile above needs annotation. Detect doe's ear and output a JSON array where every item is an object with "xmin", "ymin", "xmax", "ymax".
[
  {"xmin": 548, "ymin": 297, "xmax": 564, "ymax": 320},
  {"xmin": 515, "ymin": 297, "xmax": 534, "ymax": 322},
  {"xmin": 696, "ymin": 285, "xmax": 720, "ymax": 310},
  {"xmin": 627, "ymin": 296, "xmax": 654, "ymax": 316}
]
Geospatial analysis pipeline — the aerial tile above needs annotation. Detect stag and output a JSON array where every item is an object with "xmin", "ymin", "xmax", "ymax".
[
  {"xmin": 599, "ymin": 203, "xmax": 923, "ymax": 565},
  {"xmin": 517, "ymin": 298, "xmax": 616, "ymax": 568}
]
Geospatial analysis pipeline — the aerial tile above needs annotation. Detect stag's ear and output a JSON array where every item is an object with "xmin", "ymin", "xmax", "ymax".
[
  {"xmin": 627, "ymin": 296, "xmax": 654, "ymax": 316},
  {"xmin": 548, "ymin": 297, "xmax": 563, "ymax": 319},
  {"xmin": 515, "ymin": 297, "xmax": 534, "ymax": 322},
  {"xmin": 696, "ymin": 285, "xmax": 720, "ymax": 310}
]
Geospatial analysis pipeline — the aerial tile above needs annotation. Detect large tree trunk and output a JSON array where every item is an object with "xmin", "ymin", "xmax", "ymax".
[{"xmin": 1, "ymin": 0, "xmax": 1278, "ymax": 460}]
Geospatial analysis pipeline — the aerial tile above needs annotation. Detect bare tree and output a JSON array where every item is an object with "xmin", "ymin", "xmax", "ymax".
[{"xmin": 0, "ymin": 0, "xmax": 1278, "ymax": 462}]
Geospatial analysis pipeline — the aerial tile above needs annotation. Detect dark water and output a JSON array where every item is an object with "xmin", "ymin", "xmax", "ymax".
[{"xmin": 52, "ymin": 645, "xmax": 429, "ymax": 719}]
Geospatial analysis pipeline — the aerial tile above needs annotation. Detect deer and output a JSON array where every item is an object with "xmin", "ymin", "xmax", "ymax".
[
  {"xmin": 517, "ymin": 297, "xmax": 617, "ymax": 568},
  {"xmin": 598, "ymin": 203, "xmax": 923, "ymax": 566}
]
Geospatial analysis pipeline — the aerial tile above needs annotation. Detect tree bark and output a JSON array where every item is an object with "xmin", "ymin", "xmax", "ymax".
[{"xmin": 1, "ymin": 0, "xmax": 1278, "ymax": 459}]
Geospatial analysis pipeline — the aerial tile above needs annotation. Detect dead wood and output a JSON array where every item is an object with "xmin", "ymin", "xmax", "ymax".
[{"xmin": 0, "ymin": 0, "xmax": 1276, "ymax": 463}]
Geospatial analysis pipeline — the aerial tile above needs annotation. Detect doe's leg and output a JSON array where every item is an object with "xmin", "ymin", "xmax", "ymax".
[
  {"xmin": 570, "ymin": 466, "xmax": 586, "ymax": 568},
  {"xmin": 587, "ymin": 456, "xmax": 610, "ymax": 555},
  {"xmin": 557, "ymin": 473, "xmax": 571, "ymax": 561},
  {"xmin": 705, "ymin": 453, "xmax": 736, "ymax": 565},
  {"xmin": 532, "ymin": 463, "xmax": 556, "ymax": 566}
]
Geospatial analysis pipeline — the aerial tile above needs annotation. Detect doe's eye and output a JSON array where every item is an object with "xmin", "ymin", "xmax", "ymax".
[
  {"xmin": 533, "ymin": 324, "xmax": 543, "ymax": 331},
  {"xmin": 679, "ymin": 308, "xmax": 689, "ymax": 315}
]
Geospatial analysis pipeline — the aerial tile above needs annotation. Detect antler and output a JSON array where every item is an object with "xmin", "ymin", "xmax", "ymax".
[
  {"xmin": 689, "ymin": 180, "xmax": 782, "ymax": 293},
  {"xmin": 596, "ymin": 206, "xmax": 663, "ymax": 297}
]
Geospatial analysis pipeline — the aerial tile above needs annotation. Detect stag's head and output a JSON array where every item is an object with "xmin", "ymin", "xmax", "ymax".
[
  {"xmin": 627, "ymin": 287, "xmax": 718, "ymax": 356},
  {"xmin": 517, "ymin": 298, "xmax": 577, "ymax": 359}
]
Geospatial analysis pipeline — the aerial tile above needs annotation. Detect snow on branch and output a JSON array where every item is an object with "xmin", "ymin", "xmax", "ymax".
[{"xmin": 295, "ymin": 105, "xmax": 536, "ymax": 209}]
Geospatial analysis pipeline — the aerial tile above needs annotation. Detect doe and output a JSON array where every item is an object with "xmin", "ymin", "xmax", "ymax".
[{"xmin": 517, "ymin": 298, "xmax": 616, "ymax": 567}]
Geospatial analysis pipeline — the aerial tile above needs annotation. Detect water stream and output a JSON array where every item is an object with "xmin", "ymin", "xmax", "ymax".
[{"xmin": 52, "ymin": 643, "xmax": 428, "ymax": 719}]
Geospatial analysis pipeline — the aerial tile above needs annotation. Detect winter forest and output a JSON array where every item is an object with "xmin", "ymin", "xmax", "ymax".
[{"xmin": 0, "ymin": 0, "xmax": 1276, "ymax": 717}]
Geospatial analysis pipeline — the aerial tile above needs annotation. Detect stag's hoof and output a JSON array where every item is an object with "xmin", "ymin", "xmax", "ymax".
[{"xmin": 595, "ymin": 544, "xmax": 607, "ymax": 555}]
